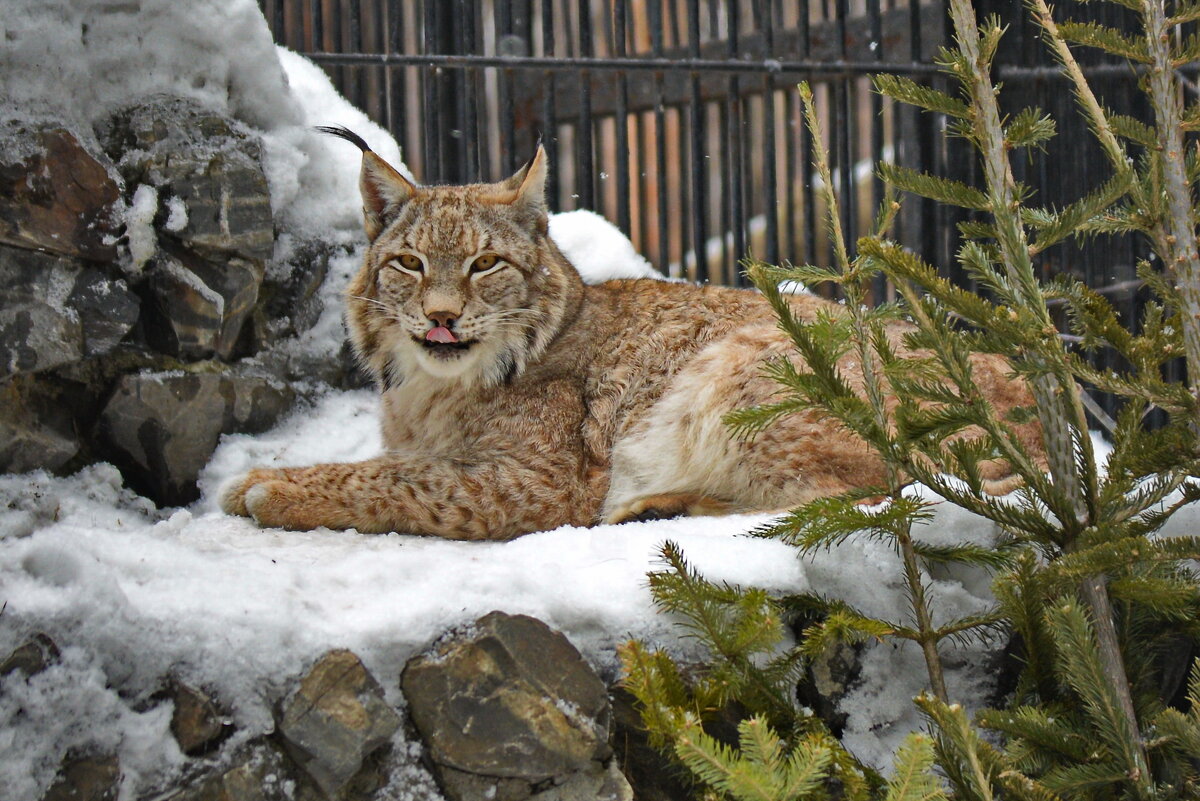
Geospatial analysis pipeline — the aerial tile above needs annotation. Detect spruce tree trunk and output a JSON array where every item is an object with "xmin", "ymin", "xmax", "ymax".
[
  {"xmin": 945, "ymin": 0, "xmax": 1150, "ymax": 789},
  {"xmin": 1142, "ymin": 0, "xmax": 1200, "ymax": 430}
]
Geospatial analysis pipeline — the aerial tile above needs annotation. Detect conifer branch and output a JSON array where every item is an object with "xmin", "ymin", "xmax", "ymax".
[
  {"xmin": 1142, "ymin": 0, "xmax": 1200, "ymax": 430},
  {"xmin": 945, "ymin": 4, "xmax": 1147, "ymax": 786},
  {"xmin": 1046, "ymin": 599, "xmax": 1153, "ymax": 796},
  {"xmin": 885, "ymin": 734, "xmax": 948, "ymax": 801},
  {"xmin": 799, "ymin": 81, "xmax": 953, "ymax": 702}
]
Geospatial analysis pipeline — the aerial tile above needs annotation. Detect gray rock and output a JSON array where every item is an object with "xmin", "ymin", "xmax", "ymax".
[
  {"xmin": 160, "ymin": 741, "xmax": 292, "ymax": 801},
  {"xmin": 104, "ymin": 97, "xmax": 274, "ymax": 263},
  {"xmin": 101, "ymin": 98, "xmax": 275, "ymax": 363},
  {"xmin": 401, "ymin": 612, "xmax": 618, "ymax": 801},
  {"xmin": 276, "ymin": 649, "xmax": 401, "ymax": 799},
  {"xmin": 436, "ymin": 767, "xmax": 533, "ymax": 801},
  {"xmin": 145, "ymin": 247, "xmax": 261, "ymax": 360},
  {"xmin": 248, "ymin": 238, "xmax": 335, "ymax": 350},
  {"xmin": 40, "ymin": 754, "xmax": 120, "ymax": 801},
  {"xmin": 436, "ymin": 760, "xmax": 632, "ymax": 801},
  {"xmin": 0, "ymin": 245, "xmax": 138, "ymax": 377},
  {"xmin": 68, "ymin": 269, "xmax": 143, "ymax": 358},
  {"xmin": 0, "ymin": 377, "xmax": 79, "ymax": 473},
  {"xmin": 167, "ymin": 680, "xmax": 231, "ymax": 756},
  {"xmin": 0, "ymin": 122, "xmax": 122, "ymax": 261},
  {"xmin": 0, "ymin": 633, "xmax": 61, "ymax": 678},
  {"xmin": 98, "ymin": 365, "xmax": 295, "ymax": 505},
  {"xmin": 797, "ymin": 638, "xmax": 864, "ymax": 737},
  {"xmin": 530, "ymin": 761, "xmax": 633, "ymax": 801}
]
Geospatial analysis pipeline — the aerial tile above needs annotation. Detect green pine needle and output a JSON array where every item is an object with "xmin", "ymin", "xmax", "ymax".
[
  {"xmin": 1057, "ymin": 20, "xmax": 1150, "ymax": 62},
  {"xmin": 874, "ymin": 73, "xmax": 972, "ymax": 119},
  {"xmin": 885, "ymin": 733, "xmax": 948, "ymax": 801},
  {"xmin": 878, "ymin": 162, "xmax": 992, "ymax": 211}
]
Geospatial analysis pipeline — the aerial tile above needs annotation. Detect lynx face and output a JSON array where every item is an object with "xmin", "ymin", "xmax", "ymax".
[{"xmin": 338, "ymin": 132, "xmax": 576, "ymax": 389}]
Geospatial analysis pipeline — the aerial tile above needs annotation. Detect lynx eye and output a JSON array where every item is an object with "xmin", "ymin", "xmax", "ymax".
[
  {"xmin": 470, "ymin": 253, "xmax": 501, "ymax": 274},
  {"xmin": 391, "ymin": 253, "xmax": 423, "ymax": 273}
]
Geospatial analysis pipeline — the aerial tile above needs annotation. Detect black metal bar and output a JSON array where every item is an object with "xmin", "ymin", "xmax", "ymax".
[
  {"xmin": 783, "ymin": 88, "xmax": 797, "ymax": 264},
  {"xmin": 298, "ymin": 50, "xmax": 950, "ymax": 75},
  {"xmin": 381, "ymin": 0, "xmax": 394, "ymax": 138},
  {"xmin": 459, "ymin": 0, "xmax": 479, "ymax": 182},
  {"xmin": 718, "ymin": 99, "xmax": 731, "ymax": 279},
  {"xmin": 688, "ymin": 0, "xmax": 708, "ymax": 282},
  {"xmin": 726, "ymin": 0, "xmax": 745, "ymax": 284},
  {"xmin": 474, "ymin": 0, "xmax": 492, "ymax": 181},
  {"xmin": 613, "ymin": 0, "xmax": 631, "ymax": 235},
  {"xmin": 348, "ymin": 0, "xmax": 362, "ymax": 112},
  {"xmin": 835, "ymin": 0, "xmax": 855, "ymax": 270},
  {"xmin": 499, "ymin": 0, "xmax": 517, "ymax": 176},
  {"xmin": 421, "ymin": 0, "xmax": 438, "ymax": 181},
  {"xmin": 650, "ymin": 0, "xmax": 670, "ymax": 273},
  {"xmin": 542, "ymin": 0, "xmax": 560, "ymax": 207},
  {"xmin": 758, "ymin": 0, "xmax": 779, "ymax": 267},
  {"xmin": 577, "ymin": 0, "xmax": 595, "ymax": 209},
  {"xmin": 868, "ymin": 0, "xmax": 886, "ymax": 302},
  {"xmin": 799, "ymin": 0, "xmax": 817, "ymax": 269}
]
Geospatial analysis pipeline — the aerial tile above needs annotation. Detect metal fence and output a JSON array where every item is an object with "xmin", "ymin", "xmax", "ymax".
[
  {"xmin": 257, "ymin": 0, "xmax": 1156, "ymax": 306},
  {"xmin": 259, "ymin": 0, "xmax": 952, "ymax": 289}
]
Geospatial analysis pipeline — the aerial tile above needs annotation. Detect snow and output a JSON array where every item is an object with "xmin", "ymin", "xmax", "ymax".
[
  {"xmin": 163, "ymin": 195, "xmax": 188, "ymax": 233},
  {"xmin": 9, "ymin": 390, "xmax": 1166, "ymax": 798},
  {"xmin": 549, "ymin": 210, "xmax": 669, "ymax": 283},
  {"xmin": 3, "ymin": 2, "xmax": 1195, "ymax": 799},
  {"xmin": 124, "ymin": 184, "xmax": 159, "ymax": 274}
]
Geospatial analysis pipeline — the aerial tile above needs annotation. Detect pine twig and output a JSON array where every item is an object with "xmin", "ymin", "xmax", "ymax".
[
  {"xmin": 1143, "ymin": 0, "xmax": 1200, "ymax": 430},
  {"xmin": 798, "ymin": 82, "xmax": 949, "ymax": 702},
  {"xmin": 945, "ymin": 1, "xmax": 1151, "ymax": 793}
]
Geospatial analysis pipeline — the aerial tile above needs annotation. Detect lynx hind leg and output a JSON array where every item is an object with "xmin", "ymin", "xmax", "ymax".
[
  {"xmin": 606, "ymin": 493, "xmax": 735, "ymax": 525},
  {"xmin": 603, "ymin": 324, "xmax": 792, "ymax": 521}
]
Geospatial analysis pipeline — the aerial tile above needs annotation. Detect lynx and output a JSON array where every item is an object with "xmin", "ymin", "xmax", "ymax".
[{"xmin": 221, "ymin": 127, "xmax": 1042, "ymax": 539}]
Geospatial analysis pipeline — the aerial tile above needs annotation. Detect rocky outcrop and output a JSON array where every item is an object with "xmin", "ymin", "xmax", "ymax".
[
  {"xmin": 103, "ymin": 97, "xmax": 275, "ymax": 264},
  {"xmin": 6, "ymin": 615, "xmax": 678, "ymax": 801},
  {"xmin": 402, "ymin": 611, "xmax": 632, "ymax": 801},
  {"xmin": 0, "ymin": 96, "xmax": 359, "ymax": 504}
]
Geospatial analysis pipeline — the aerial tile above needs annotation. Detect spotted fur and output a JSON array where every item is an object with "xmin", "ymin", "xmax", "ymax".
[{"xmin": 220, "ymin": 131, "xmax": 1044, "ymax": 539}]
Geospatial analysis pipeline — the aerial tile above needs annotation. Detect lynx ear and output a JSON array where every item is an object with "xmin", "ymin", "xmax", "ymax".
[
  {"xmin": 502, "ymin": 144, "xmax": 548, "ymax": 218},
  {"xmin": 317, "ymin": 125, "xmax": 416, "ymax": 240},
  {"xmin": 359, "ymin": 152, "xmax": 417, "ymax": 240}
]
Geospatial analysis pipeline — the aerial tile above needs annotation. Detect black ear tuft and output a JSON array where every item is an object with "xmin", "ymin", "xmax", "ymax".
[{"xmin": 315, "ymin": 125, "xmax": 372, "ymax": 153}]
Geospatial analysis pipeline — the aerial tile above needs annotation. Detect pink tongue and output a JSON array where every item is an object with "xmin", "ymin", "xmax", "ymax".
[{"xmin": 425, "ymin": 326, "xmax": 458, "ymax": 344}]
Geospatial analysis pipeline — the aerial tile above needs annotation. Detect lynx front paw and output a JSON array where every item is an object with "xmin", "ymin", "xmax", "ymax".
[
  {"xmin": 218, "ymin": 468, "xmax": 289, "ymax": 518},
  {"xmin": 219, "ymin": 469, "xmax": 356, "ymax": 531}
]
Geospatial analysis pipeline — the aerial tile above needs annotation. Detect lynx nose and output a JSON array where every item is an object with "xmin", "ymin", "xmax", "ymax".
[{"xmin": 427, "ymin": 310, "xmax": 458, "ymax": 329}]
